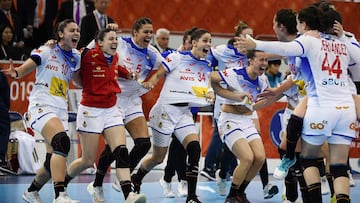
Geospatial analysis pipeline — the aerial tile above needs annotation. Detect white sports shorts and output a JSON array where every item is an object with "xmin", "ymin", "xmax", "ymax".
[
  {"xmin": 149, "ymin": 103, "xmax": 197, "ymax": 147},
  {"xmin": 76, "ymin": 104, "xmax": 124, "ymax": 134},
  {"xmin": 302, "ymin": 105, "xmax": 356, "ymax": 145},
  {"xmin": 116, "ymin": 94, "xmax": 144, "ymax": 124},
  {"xmin": 218, "ymin": 112, "xmax": 261, "ymax": 150},
  {"xmin": 27, "ymin": 104, "xmax": 68, "ymax": 133}
]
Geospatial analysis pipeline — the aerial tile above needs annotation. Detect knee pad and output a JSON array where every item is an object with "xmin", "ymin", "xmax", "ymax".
[
  {"xmin": 330, "ymin": 164, "xmax": 348, "ymax": 179},
  {"xmin": 301, "ymin": 158, "xmax": 318, "ymax": 171},
  {"xmin": 132, "ymin": 138, "xmax": 151, "ymax": 158},
  {"xmin": 113, "ymin": 145, "xmax": 130, "ymax": 168},
  {"xmin": 186, "ymin": 141, "xmax": 201, "ymax": 171},
  {"xmin": 97, "ymin": 144, "xmax": 114, "ymax": 172},
  {"xmin": 43, "ymin": 153, "xmax": 52, "ymax": 173},
  {"xmin": 316, "ymin": 158, "xmax": 325, "ymax": 176},
  {"xmin": 286, "ymin": 114, "xmax": 303, "ymax": 143},
  {"xmin": 51, "ymin": 132, "xmax": 70, "ymax": 157}
]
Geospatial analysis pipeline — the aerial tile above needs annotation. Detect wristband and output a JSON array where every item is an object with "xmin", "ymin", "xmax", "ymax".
[
  {"xmin": 207, "ymin": 87, "xmax": 214, "ymax": 93},
  {"xmin": 14, "ymin": 69, "xmax": 19, "ymax": 79},
  {"xmin": 131, "ymin": 72, "xmax": 136, "ymax": 80}
]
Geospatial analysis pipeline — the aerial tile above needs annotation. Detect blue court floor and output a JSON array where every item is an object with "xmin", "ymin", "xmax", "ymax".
[{"xmin": 0, "ymin": 170, "xmax": 359, "ymax": 203}]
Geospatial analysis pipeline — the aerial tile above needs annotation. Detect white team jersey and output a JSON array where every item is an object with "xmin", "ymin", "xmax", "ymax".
[
  {"xmin": 28, "ymin": 45, "xmax": 81, "ymax": 109},
  {"xmin": 157, "ymin": 51, "xmax": 213, "ymax": 107},
  {"xmin": 256, "ymin": 34, "xmax": 359, "ymax": 107},
  {"xmin": 116, "ymin": 37, "xmax": 168, "ymax": 96},
  {"xmin": 207, "ymin": 44, "xmax": 248, "ymax": 119},
  {"xmin": 283, "ymin": 55, "xmax": 306, "ymax": 107},
  {"xmin": 207, "ymin": 44, "xmax": 248, "ymax": 71},
  {"xmin": 282, "ymin": 75, "xmax": 302, "ymax": 108},
  {"xmin": 218, "ymin": 67, "xmax": 269, "ymax": 105}
]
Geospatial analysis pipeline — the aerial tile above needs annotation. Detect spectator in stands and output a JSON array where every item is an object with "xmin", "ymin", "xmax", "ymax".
[
  {"xmin": 0, "ymin": 70, "xmax": 11, "ymax": 175},
  {"xmin": 265, "ymin": 58, "xmax": 283, "ymax": 88},
  {"xmin": 56, "ymin": 0, "xmax": 95, "ymax": 26},
  {"xmin": 0, "ymin": 0, "xmax": 25, "ymax": 48},
  {"xmin": 152, "ymin": 28, "xmax": 174, "ymax": 53},
  {"xmin": 32, "ymin": 0, "xmax": 59, "ymax": 49},
  {"xmin": 0, "ymin": 24, "xmax": 29, "ymax": 60},
  {"xmin": 78, "ymin": 0, "xmax": 114, "ymax": 49},
  {"xmin": 11, "ymin": 0, "xmax": 36, "ymax": 49}
]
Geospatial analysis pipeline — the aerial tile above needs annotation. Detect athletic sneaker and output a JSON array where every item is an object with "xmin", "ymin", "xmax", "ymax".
[
  {"xmin": 22, "ymin": 190, "xmax": 43, "ymax": 203},
  {"xmin": 200, "ymin": 168, "xmax": 216, "ymax": 181},
  {"xmin": 321, "ymin": 176, "xmax": 330, "ymax": 195},
  {"xmin": 177, "ymin": 180, "xmax": 188, "ymax": 197},
  {"xmin": 112, "ymin": 178, "xmax": 122, "ymax": 192},
  {"xmin": 63, "ymin": 188, "xmax": 79, "ymax": 203},
  {"xmin": 215, "ymin": 169, "xmax": 227, "ymax": 196},
  {"xmin": 330, "ymin": 194, "xmax": 336, "ymax": 203},
  {"xmin": 273, "ymin": 157, "xmax": 297, "ymax": 180},
  {"xmin": 348, "ymin": 170, "xmax": 356, "ymax": 187},
  {"xmin": 124, "ymin": 192, "xmax": 146, "ymax": 203},
  {"xmin": 0, "ymin": 163, "xmax": 17, "ymax": 175},
  {"xmin": 159, "ymin": 177, "xmax": 175, "ymax": 198},
  {"xmin": 53, "ymin": 191, "xmax": 76, "ymax": 203},
  {"xmin": 87, "ymin": 181, "xmax": 105, "ymax": 202},
  {"xmin": 186, "ymin": 195, "xmax": 202, "ymax": 203},
  {"xmin": 263, "ymin": 183, "xmax": 279, "ymax": 199}
]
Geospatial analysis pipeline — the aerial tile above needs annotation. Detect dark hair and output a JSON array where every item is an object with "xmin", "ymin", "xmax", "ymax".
[
  {"xmin": 314, "ymin": 2, "xmax": 342, "ymax": 34},
  {"xmin": 190, "ymin": 28, "xmax": 210, "ymax": 42},
  {"xmin": 268, "ymin": 59, "xmax": 282, "ymax": 66},
  {"xmin": 275, "ymin": 9, "xmax": 298, "ymax": 35},
  {"xmin": 95, "ymin": 28, "xmax": 113, "ymax": 42},
  {"xmin": 0, "ymin": 24, "xmax": 14, "ymax": 45},
  {"xmin": 54, "ymin": 19, "xmax": 76, "ymax": 41},
  {"xmin": 234, "ymin": 20, "xmax": 250, "ymax": 37},
  {"xmin": 297, "ymin": 5, "xmax": 323, "ymax": 31},
  {"xmin": 313, "ymin": 0, "xmax": 335, "ymax": 10},
  {"xmin": 182, "ymin": 27, "xmax": 198, "ymax": 44},
  {"xmin": 227, "ymin": 38, "xmax": 235, "ymax": 45},
  {"xmin": 132, "ymin": 17, "xmax": 152, "ymax": 34},
  {"xmin": 246, "ymin": 49, "xmax": 264, "ymax": 59}
]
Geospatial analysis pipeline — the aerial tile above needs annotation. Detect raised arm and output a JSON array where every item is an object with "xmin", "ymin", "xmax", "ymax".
[
  {"xmin": 236, "ymin": 35, "xmax": 305, "ymax": 57},
  {"xmin": 2, "ymin": 58, "xmax": 37, "ymax": 79},
  {"xmin": 210, "ymin": 71, "xmax": 248, "ymax": 102}
]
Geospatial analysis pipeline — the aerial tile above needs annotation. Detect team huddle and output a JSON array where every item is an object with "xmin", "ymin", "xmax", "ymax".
[{"xmin": 2, "ymin": 1, "xmax": 360, "ymax": 203}]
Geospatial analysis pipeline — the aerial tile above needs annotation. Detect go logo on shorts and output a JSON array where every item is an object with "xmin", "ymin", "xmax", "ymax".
[
  {"xmin": 309, "ymin": 122, "xmax": 325, "ymax": 130},
  {"xmin": 349, "ymin": 122, "xmax": 357, "ymax": 130}
]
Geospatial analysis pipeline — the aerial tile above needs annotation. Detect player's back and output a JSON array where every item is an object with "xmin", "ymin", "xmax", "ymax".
[{"xmin": 299, "ymin": 34, "xmax": 353, "ymax": 107}]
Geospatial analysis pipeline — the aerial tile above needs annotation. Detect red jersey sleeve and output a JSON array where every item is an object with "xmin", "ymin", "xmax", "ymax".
[{"xmin": 118, "ymin": 65, "xmax": 130, "ymax": 79}]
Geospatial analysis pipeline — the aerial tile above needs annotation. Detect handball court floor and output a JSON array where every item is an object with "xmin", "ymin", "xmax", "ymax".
[{"xmin": 1, "ymin": 160, "xmax": 360, "ymax": 203}]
